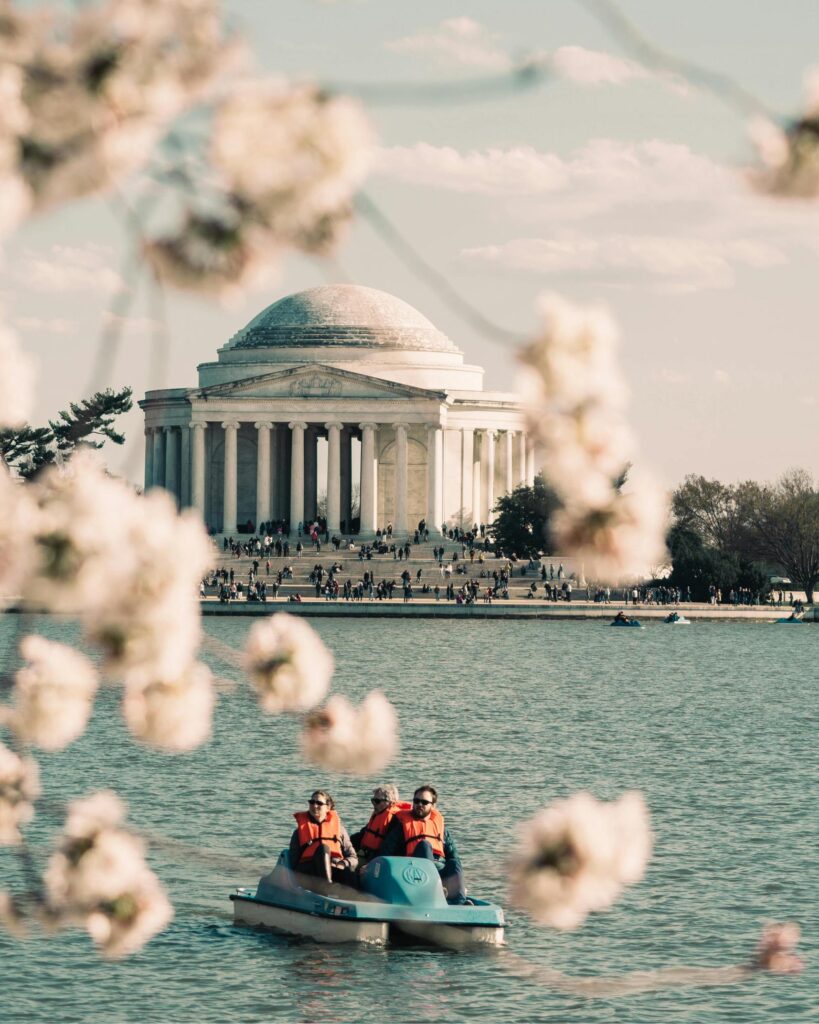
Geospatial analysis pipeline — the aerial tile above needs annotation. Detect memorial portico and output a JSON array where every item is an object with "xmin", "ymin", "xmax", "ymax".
[{"xmin": 140, "ymin": 285, "xmax": 529, "ymax": 537}]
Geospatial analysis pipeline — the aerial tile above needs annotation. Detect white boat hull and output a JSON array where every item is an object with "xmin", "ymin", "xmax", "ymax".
[
  {"xmin": 232, "ymin": 896, "xmax": 504, "ymax": 946},
  {"xmin": 233, "ymin": 896, "xmax": 388, "ymax": 943}
]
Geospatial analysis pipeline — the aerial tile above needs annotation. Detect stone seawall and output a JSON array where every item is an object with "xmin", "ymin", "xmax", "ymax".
[{"xmin": 201, "ymin": 599, "xmax": 811, "ymax": 622}]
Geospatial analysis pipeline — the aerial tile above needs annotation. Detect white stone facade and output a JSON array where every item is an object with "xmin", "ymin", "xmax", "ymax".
[{"xmin": 139, "ymin": 285, "xmax": 533, "ymax": 536}]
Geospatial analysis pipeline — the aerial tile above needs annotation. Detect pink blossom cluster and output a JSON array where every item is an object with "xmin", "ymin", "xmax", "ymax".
[
  {"xmin": 0, "ymin": 453, "xmax": 216, "ymax": 752},
  {"xmin": 146, "ymin": 82, "xmax": 374, "ymax": 296},
  {"xmin": 518, "ymin": 293, "xmax": 668, "ymax": 581},
  {"xmin": 301, "ymin": 691, "xmax": 398, "ymax": 775},
  {"xmin": 508, "ymin": 790, "xmax": 653, "ymax": 930},
  {"xmin": 43, "ymin": 791, "xmax": 173, "ymax": 958}
]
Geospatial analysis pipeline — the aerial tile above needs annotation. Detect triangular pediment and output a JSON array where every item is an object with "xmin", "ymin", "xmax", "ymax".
[{"xmin": 196, "ymin": 364, "xmax": 446, "ymax": 401}]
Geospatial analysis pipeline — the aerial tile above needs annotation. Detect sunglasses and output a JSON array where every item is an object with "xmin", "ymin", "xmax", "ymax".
[
  {"xmin": 413, "ymin": 798, "xmax": 433, "ymax": 806},
  {"xmin": 308, "ymin": 799, "xmax": 327, "ymax": 806},
  {"xmin": 371, "ymin": 796, "xmax": 388, "ymax": 805}
]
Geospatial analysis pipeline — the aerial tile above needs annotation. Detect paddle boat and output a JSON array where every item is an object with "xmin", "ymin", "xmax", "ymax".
[
  {"xmin": 664, "ymin": 611, "xmax": 690, "ymax": 624},
  {"xmin": 775, "ymin": 613, "xmax": 804, "ymax": 624},
  {"xmin": 610, "ymin": 614, "xmax": 643, "ymax": 627},
  {"xmin": 231, "ymin": 850, "xmax": 505, "ymax": 946}
]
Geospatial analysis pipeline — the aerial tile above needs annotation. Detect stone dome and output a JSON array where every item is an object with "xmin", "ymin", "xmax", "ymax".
[{"xmin": 226, "ymin": 284, "xmax": 459, "ymax": 354}]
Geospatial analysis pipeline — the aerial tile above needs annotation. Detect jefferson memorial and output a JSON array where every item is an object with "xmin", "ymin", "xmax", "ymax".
[{"xmin": 139, "ymin": 285, "xmax": 533, "ymax": 537}]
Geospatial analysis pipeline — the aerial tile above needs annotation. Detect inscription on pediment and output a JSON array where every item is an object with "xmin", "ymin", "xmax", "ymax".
[{"xmin": 288, "ymin": 374, "xmax": 343, "ymax": 398}]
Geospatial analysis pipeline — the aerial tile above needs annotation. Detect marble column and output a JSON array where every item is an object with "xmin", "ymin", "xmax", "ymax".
[
  {"xmin": 359, "ymin": 423, "xmax": 377, "ymax": 535},
  {"xmin": 144, "ymin": 428, "xmax": 154, "ymax": 493},
  {"xmin": 484, "ymin": 429, "xmax": 496, "ymax": 524},
  {"xmin": 526, "ymin": 437, "xmax": 536, "ymax": 486},
  {"xmin": 472, "ymin": 431, "xmax": 481, "ymax": 530},
  {"xmin": 304, "ymin": 428, "xmax": 318, "ymax": 523},
  {"xmin": 427, "ymin": 424, "xmax": 443, "ymax": 535},
  {"xmin": 460, "ymin": 428, "xmax": 473, "ymax": 529},
  {"xmin": 325, "ymin": 421, "xmax": 342, "ymax": 533},
  {"xmin": 394, "ymin": 423, "xmax": 408, "ymax": 536},
  {"xmin": 504, "ymin": 430, "xmax": 514, "ymax": 495},
  {"xmin": 164, "ymin": 426, "xmax": 179, "ymax": 506},
  {"xmin": 222, "ymin": 420, "xmax": 239, "ymax": 535},
  {"xmin": 289, "ymin": 421, "xmax": 306, "ymax": 533},
  {"xmin": 180, "ymin": 426, "xmax": 191, "ymax": 508},
  {"xmin": 255, "ymin": 421, "xmax": 272, "ymax": 530},
  {"xmin": 152, "ymin": 427, "xmax": 164, "ymax": 489},
  {"xmin": 191, "ymin": 421, "xmax": 206, "ymax": 518},
  {"xmin": 340, "ymin": 428, "xmax": 352, "ymax": 531},
  {"xmin": 268, "ymin": 425, "xmax": 278, "ymax": 524},
  {"xmin": 518, "ymin": 431, "xmax": 527, "ymax": 487}
]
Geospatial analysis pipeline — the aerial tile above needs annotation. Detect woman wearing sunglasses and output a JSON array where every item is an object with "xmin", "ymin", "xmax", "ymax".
[{"xmin": 289, "ymin": 790, "xmax": 358, "ymax": 888}]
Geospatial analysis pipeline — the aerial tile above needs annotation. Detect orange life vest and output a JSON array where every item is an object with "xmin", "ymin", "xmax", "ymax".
[
  {"xmin": 360, "ymin": 801, "xmax": 412, "ymax": 855},
  {"xmin": 293, "ymin": 809, "xmax": 343, "ymax": 864},
  {"xmin": 396, "ymin": 807, "xmax": 445, "ymax": 858}
]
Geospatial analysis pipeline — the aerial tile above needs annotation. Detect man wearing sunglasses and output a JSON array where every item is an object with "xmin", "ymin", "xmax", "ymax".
[
  {"xmin": 289, "ymin": 790, "xmax": 358, "ymax": 889},
  {"xmin": 378, "ymin": 785, "xmax": 469, "ymax": 905}
]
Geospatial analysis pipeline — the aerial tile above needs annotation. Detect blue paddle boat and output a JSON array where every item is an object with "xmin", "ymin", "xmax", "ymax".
[
  {"xmin": 664, "ymin": 612, "xmax": 690, "ymax": 624},
  {"xmin": 776, "ymin": 614, "xmax": 804, "ymax": 624},
  {"xmin": 610, "ymin": 616, "xmax": 643, "ymax": 627},
  {"xmin": 231, "ymin": 851, "xmax": 505, "ymax": 946}
]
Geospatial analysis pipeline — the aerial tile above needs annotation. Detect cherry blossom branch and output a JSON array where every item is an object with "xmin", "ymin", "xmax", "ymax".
[{"xmin": 576, "ymin": 0, "xmax": 779, "ymax": 119}]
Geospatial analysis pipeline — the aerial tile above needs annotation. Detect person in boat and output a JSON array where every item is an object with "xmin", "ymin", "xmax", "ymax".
[
  {"xmin": 379, "ymin": 785, "xmax": 469, "ymax": 905},
  {"xmin": 665, "ymin": 611, "xmax": 680, "ymax": 623},
  {"xmin": 614, "ymin": 610, "xmax": 631, "ymax": 624},
  {"xmin": 289, "ymin": 790, "xmax": 358, "ymax": 888},
  {"xmin": 350, "ymin": 784, "xmax": 411, "ymax": 866}
]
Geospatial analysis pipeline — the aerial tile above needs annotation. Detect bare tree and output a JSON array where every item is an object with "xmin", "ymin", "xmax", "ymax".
[{"xmin": 745, "ymin": 470, "xmax": 819, "ymax": 603}]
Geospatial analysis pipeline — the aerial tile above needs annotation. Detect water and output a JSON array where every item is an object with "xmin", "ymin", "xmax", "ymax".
[{"xmin": 0, "ymin": 617, "xmax": 816, "ymax": 1023}]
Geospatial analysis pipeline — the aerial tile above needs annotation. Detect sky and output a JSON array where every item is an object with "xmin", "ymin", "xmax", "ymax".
[{"xmin": 4, "ymin": 0, "xmax": 819, "ymax": 490}]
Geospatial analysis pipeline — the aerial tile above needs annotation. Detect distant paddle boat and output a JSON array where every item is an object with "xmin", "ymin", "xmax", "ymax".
[
  {"xmin": 610, "ymin": 614, "xmax": 643, "ymax": 628},
  {"xmin": 664, "ymin": 612, "xmax": 690, "ymax": 624},
  {"xmin": 231, "ymin": 851, "xmax": 504, "ymax": 946}
]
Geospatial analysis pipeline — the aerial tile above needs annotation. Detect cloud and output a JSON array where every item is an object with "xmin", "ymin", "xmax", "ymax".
[
  {"xmin": 15, "ymin": 244, "xmax": 125, "ymax": 293},
  {"xmin": 551, "ymin": 45, "xmax": 649, "ymax": 85},
  {"xmin": 385, "ymin": 21, "xmax": 679, "ymax": 92},
  {"xmin": 461, "ymin": 234, "xmax": 786, "ymax": 292},
  {"xmin": 386, "ymin": 17, "xmax": 511, "ymax": 70},
  {"xmin": 374, "ymin": 143, "xmax": 570, "ymax": 195},
  {"xmin": 13, "ymin": 316, "xmax": 78, "ymax": 335},
  {"xmin": 374, "ymin": 138, "xmax": 733, "ymax": 205},
  {"xmin": 551, "ymin": 45, "xmax": 688, "ymax": 94}
]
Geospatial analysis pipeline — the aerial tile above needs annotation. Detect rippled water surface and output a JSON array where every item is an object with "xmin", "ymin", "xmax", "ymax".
[{"xmin": 1, "ymin": 617, "xmax": 816, "ymax": 1023}]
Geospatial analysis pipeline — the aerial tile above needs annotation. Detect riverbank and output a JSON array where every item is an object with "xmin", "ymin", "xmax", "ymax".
[{"xmin": 200, "ymin": 598, "xmax": 813, "ymax": 621}]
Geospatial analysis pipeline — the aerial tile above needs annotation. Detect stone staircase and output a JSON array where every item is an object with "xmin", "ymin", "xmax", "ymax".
[{"xmin": 204, "ymin": 539, "xmax": 588, "ymax": 602}]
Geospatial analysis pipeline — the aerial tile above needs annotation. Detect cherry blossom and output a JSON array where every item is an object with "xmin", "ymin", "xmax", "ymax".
[
  {"xmin": 0, "ymin": 742, "xmax": 40, "ymax": 846},
  {"xmin": 244, "ymin": 612, "xmax": 334, "ymax": 714},
  {"xmin": 301, "ymin": 691, "xmax": 398, "ymax": 775},
  {"xmin": 12, "ymin": 635, "xmax": 99, "ymax": 751},
  {"xmin": 43, "ymin": 790, "xmax": 173, "ymax": 959},
  {"xmin": 508, "ymin": 791, "xmax": 652, "ymax": 930},
  {"xmin": 122, "ymin": 661, "xmax": 214, "ymax": 752}
]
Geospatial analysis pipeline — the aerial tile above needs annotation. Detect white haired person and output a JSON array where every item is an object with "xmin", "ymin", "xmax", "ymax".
[{"xmin": 351, "ymin": 784, "xmax": 411, "ymax": 865}]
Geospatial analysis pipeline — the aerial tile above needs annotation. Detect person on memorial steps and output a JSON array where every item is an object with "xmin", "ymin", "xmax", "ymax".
[
  {"xmin": 289, "ymin": 790, "xmax": 357, "ymax": 888},
  {"xmin": 350, "ymin": 784, "xmax": 411, "ymax": 865},
  {"xmin": 378, "ymin": 785, "xmax": 469, "ymax": 904}
]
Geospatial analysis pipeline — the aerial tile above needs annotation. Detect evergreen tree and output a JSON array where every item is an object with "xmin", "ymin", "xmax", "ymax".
[
  {"xmin": 0, "ymin": 387, "xmax": 133, "ymax": 480},
  {"xmin": 490, "ymin": 474, "xmax": 560, "ymax": 557}
]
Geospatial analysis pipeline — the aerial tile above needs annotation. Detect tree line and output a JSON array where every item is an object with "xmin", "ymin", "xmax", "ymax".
[{"xmin": 491, "ymin": 470, "xmax": 819, "ymax": 602}]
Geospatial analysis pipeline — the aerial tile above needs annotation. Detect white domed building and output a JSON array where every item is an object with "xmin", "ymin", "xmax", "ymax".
[{"xmin": 139, "ymin": 285, "xmax": 534, "ymax": 537}]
